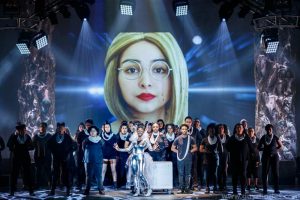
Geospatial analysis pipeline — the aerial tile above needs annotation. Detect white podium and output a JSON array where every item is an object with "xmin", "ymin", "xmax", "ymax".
[{"xmin": 149, "ymin": 161, "xmax": 173, "ymax": 190}]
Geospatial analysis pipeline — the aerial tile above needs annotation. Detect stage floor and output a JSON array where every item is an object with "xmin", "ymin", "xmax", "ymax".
[{"xmin": 1, "ymin": 187, "xmax": 300, "ymax": 200}]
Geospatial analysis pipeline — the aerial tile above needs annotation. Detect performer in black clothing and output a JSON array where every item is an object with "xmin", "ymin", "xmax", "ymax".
[
  {"xmin": 32, "ymin": 122, "xmax": 52, "ymax": 187},
  {"xmin": 200, "ymin": 123, "xmax": 222, "ymax": 194},
  {"xmin": 157, "ymin": 119, "xmax": 165, "ymax": 133},
  {"xmin": 0, "ymin": 135, "xmax": 5, "ymax": 175},
  {"xmin": 7, "ymin": 123, "xmax": 34, "ymax": 196},
  {"xmin": 116, "ymin": 123, "xmax": 130, "ymax": 188},
  {"xmin": 226, "ymin": 123, "xmax": 254, "ymax": 195},
  {"xmin": 75, "ymin": 119, "xmax": 93, "ymax": 190},
  {"xmin": 217, "ymin": 124, "xmax": 229, "ymax": 192},
  {"xmin": 165, "ymin": 123, "xmax": 178, "ymax": 187},
  {"xmin": 48, "ymin": 122, "xmax": 74, "ymax": 196},
  {"xmin": 83, "ymin": 126, "xmax": 105, "ymax": 195},
  {"xmin": 194, "ymin": 118, "xmax": 206, "ymax": 190},
  {"xmin": 101, "ymin": 122, "xmax": 118, "ymax": 189},
  {"xmin": 149, "ymin": 122, "xmax": 168, "ymax": 161},
  {"xmin": 246, "ymin": 127, "xmax": 260, "ymax": 191},
  {"xmin": 258, "ymin": 124, "xmax": 282, "ymax": 195}
]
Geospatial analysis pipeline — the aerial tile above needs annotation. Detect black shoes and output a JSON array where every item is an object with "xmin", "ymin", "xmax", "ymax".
[
  {"xmin": 274, "ymin": 190, "xmax": 280, "ymax": 194},
  {"xmin": 185, "ymin": 189, "xmax": 193, "ymax": 194},
  {"xmin": 48, "ymin": 190, "xmax": 55, "ymax": 196},
  {"xmin": 99, "ymin": 190, "xmax": 105, "ymax": 195},
  {"xmin": 83, "ymin": 189, "xmax": 89, "ymax": 196},
  {"xmin": 263, "ymin": 190, "xmax": 268, "ymax": 195},
  {"xmin": 246, "ymin": 185, "xmax": 251, "ymax": 191}
]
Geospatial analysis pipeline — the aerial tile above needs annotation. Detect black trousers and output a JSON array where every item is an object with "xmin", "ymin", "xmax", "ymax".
[
  {"xmin": 217, "ymin": 155, "xmax": 228, "ymax": 189},
  {"xmin": 51, "ymin": 158, "xmax": 71, "ymax": 191},
  {"xmin": 197, "ymin": 153, "xmax": 205, "ymax": 187},
  {"xmin": 116, "ymin": 153, "xmax": 128, "ymax": 187},
  {"xmin": 262, "ymin": 154, "xmax": 279, "ymax": 191},
  {"xmin": 231, "ymin": 161, "xmax": 247, "ymax": 194},
  {"xmin": 77, "ymin": 154, "xmax": 86, "ymax": 187},
  {"xmin": 206, "ymin": 156, "xmax": 218, "ymax": 189},
  {"xmin": 10, "ymin": 159, "xmax": 33, "ymax": 193},
  {"xmin": 35, "ymin": 159, "xmax": 51, "ymax": 187}
]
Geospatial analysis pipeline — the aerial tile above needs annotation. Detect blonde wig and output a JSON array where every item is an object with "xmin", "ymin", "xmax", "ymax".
[{"xmin": 104, "ymin": 32, "xmax": 188, "ymax": 125}]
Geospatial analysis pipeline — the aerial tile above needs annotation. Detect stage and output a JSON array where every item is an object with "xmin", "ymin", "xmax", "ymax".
[{"xmin": 1, "ymin": 187, "xmax": 300, "ymax": 200}]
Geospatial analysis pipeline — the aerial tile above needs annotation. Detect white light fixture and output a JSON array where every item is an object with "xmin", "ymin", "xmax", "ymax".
[
  {"xmin": 120, "ymin": 0, "xmax": 135, "ymax": 15},
  {"xmin": 173, "ymin": 0, "xmax": 189, "ymax": 16}
]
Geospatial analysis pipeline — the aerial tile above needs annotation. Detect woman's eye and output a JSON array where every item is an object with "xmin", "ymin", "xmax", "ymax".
[
  {"xmin": 125, "ymin": 67, "xmax": 139, "ymax": 74},
  {"xmin": 153, "ymin": 67, "xmax": 166, "ymax": 74}
]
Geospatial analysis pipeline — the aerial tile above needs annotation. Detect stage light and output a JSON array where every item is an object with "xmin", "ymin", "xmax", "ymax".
[
  {"xmin": 59, "ymin": 5, "xmax": 71, "ymax": 18},
  {"xmin": 16, "ymin": 31, "xmax": 32, "ymax": 55},
  {"xmin": 192, "ymin": 35, "xmax": 202, "ymax": 45},
  {"xmin": 120, "ymin": 0, "xmax": 135, "ymax": 15},
  {"xmin": 262, "ymin": 29, "xmax": 279, "ymax": 54},
  {"xmin": 173, "ymin": 0, "xmax": 189, "ymax": 16},
  {"xmin": 84, "ymin": 18, "xmax": 87, "ymax": 21},
  {"xmin": 16, "ymin": 41, "xmax": 30, "ymax": 55},
  {"xmin": 32, "ymin": 31, "xmax": 48, "ymax": 50},
  {"xmin": 48, "ymin": 11, "xmax": 58, "ymax": 25}
]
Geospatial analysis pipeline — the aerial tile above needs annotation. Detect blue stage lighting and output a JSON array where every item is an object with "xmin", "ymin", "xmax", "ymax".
[
  {"xmin": 120, "ymin": 0, "xmax": 135, "ymax": 15},
  {"xmin": 173, "ymin": 0, "xmax": 189, "ymax": 16}
]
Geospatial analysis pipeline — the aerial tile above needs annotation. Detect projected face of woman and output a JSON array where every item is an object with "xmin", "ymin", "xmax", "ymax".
[{"xmin": 118, "ymin": 41, "xmax": 171, "ymax": 121}]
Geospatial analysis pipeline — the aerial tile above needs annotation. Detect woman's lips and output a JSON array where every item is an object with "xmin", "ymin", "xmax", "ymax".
[{"xmin": 136, "ymin": 93, "xmax": 156, "ymax": 101}]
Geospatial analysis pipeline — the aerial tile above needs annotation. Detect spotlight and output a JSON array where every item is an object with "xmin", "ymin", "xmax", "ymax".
[
  {"xmin": 120, "ymin": 0, "xmax": 136, "ymax": 15},
  {"xmin": 32, "ymin": 31, "xmax": 48, "ymax": 50},
  {"xmin": 262, "ymin": 29, "xmax": 279, "ymax": 54},
  {"xmin": 48, "ymin": 11, "xmax": 58, "ymax": 25},
  {"xmin": 192, "ymin": 35, "xmax": 202, "ymax": 45},
  {"xmin": 173, "ymin": 0, "xmax": 189, "ymax": 16},
  {"xmin": 16, "ymin": 31, "xmax": 32, "ymax": 55},
  {"xmin": 59, "ymin": 5, "xmax": 71, "ymax": 18}
]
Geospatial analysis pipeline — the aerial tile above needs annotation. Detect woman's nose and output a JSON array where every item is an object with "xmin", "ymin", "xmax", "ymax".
[{"xmin": 139, "ymin": 70, "xmax": 152, "ymax": 88}]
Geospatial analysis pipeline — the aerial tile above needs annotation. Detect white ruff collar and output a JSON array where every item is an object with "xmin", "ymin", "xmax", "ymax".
[
  {"xmin": 150, "ymin": 132, "xmax": 160, "ymax": 144},
  {"xmin": 88, "ymin": 136, "xmax": 101, "ymax": 143},
  {"xmin": 208, "ymin": 135, "xmax": 217, "ymax": 145},
  {"xmin": 166, "ymin": 133, "xmax": 175, "ymax": 142}
]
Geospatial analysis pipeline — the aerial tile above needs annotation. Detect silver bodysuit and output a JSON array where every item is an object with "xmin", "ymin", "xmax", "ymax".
[{"xmin": 118, "ymin": 138, "xmax": 153, "ymax": 196}]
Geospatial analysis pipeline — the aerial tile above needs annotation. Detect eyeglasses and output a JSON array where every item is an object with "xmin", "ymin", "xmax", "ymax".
[{"xmin": 117, "ymin": 60, "xmax": 172, "ymax": 80}]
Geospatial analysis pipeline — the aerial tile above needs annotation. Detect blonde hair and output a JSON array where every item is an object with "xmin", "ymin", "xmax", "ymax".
[{"xmin": 104, "ymin": 32, "xmax": 188, "ymax": 125}]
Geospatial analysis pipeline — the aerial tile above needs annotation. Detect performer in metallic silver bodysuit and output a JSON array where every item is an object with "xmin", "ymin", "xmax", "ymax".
[{"xmin": 114, "ymin": 124, "xmax": 156, "ymax": 197}]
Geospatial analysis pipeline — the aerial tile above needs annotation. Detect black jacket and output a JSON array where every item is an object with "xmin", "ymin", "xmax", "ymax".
[
  {"xmin": 48, "ymin": 133, "xmax": 75, "ymax": 161},
  {"xmin": 226, "ymin": 134, "xmax": 254, "ymax": 166}
]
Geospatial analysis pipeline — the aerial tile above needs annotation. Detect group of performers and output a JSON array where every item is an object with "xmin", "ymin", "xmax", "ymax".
[{"xmin": 2, "ymin": 116, "xmax": 282, "ymax": 197}]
